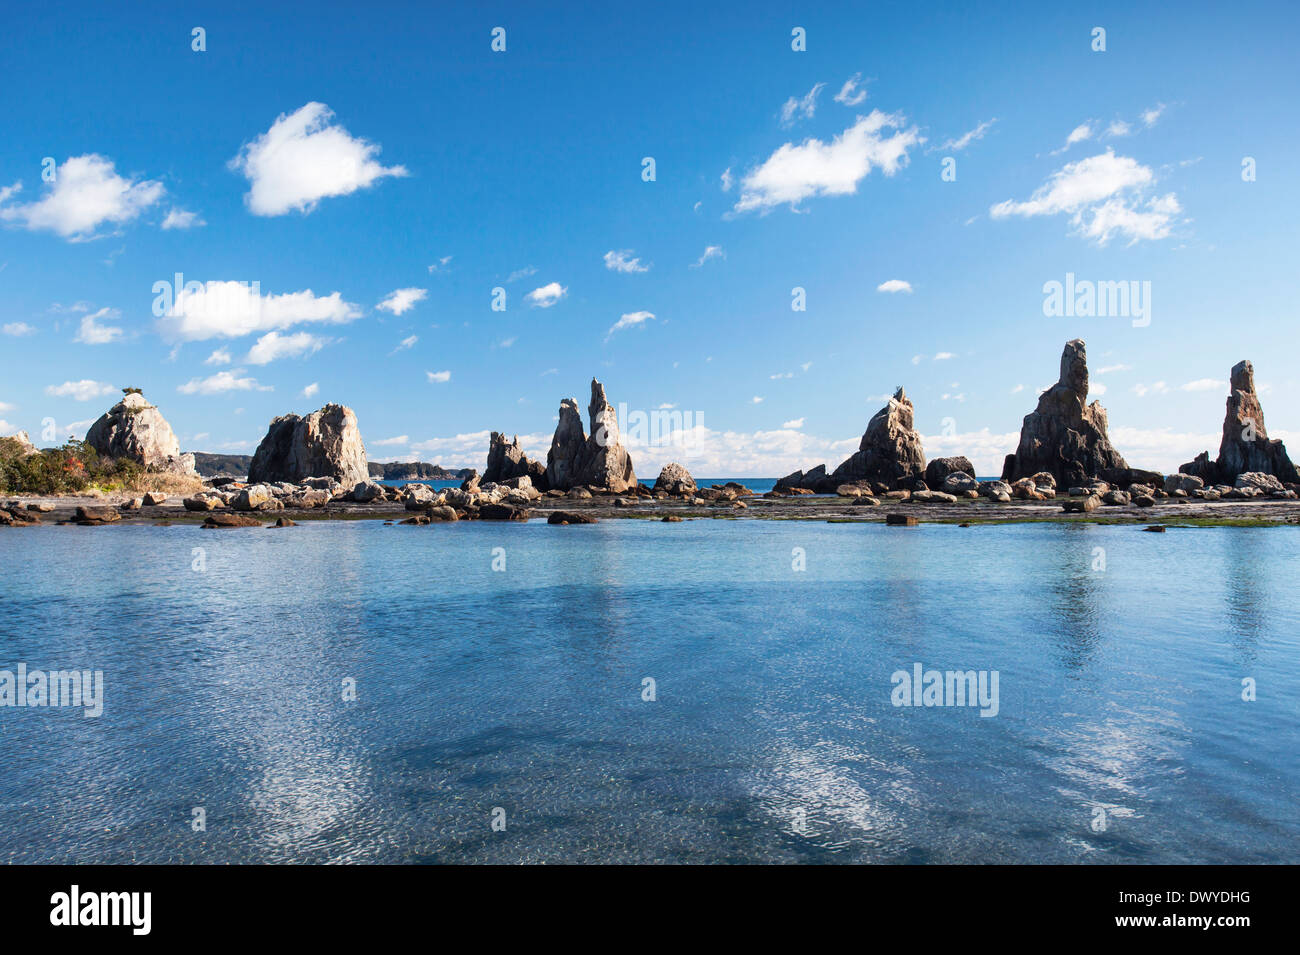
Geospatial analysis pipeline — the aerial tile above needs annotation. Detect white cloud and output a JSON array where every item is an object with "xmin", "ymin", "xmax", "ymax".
[
  {"xmin": 245, "ymin": 330, "xmax": 328, "ymax": 364},
  {"xmin": 933, "ymin": 351, "xmax": 954, "ymax": 361},
  {"xmin": 205, "ymin": 348, "xmax": 232, "ymax": 365},
  {"xmin": 603, "ymin": 249, "xmax": 650, "ymax": 273},
  {"xmin": 0, "ymin": 154, "xmax": 164, "ymax": 240},
  {"xmin": 606, "ymin": 310, "xmax": 654, "ymax": 341},
  {"xmin": 770, "ymin": 372, "xmax": 794, "ymax": 379},
  {"xmin": 497, "ymin": 336, "xmax": 516, "ymax": 348},
  {"xmin": 301, "ymin": 382, "xmax": 320, "ymax": 398},
  {"xmin": 1180, "ymin": 378, "xmax": 1223, "ymax": 392},
  {"xmin": 877, "ymin": 279, "xmax": 912, "ymax": 294},
  {"xmin": 161, "ymin": 208, "xmax": 205, "ymax": 230},
  {"xmin": 751, "ymin": 396, "xmax": 764, "ymax": 404},
  {"xmin": 506, "ymin": 265, "xmax": 537, "ymax": 283},
  {"xmin": 1055, "ymin": 122, "xmax": 1095, "ymax": 153},
  {"xmin": 720, "ymin": 168, "xmax": 733, "ymax": 192},
  {"xmin": 3, "ymin": 322, "xmax": 37, "ymax": 337},
  {"xmin": 780, "ymin": 83, "xmax": 825, "ymax": 126},
  {"xmin": 376, "ymin": 287, "xmax": 427, "ymax": 315},
  {"xmin": 73, "ymin": 307, "xmax": 124, "ymax": 344},
  {"xmin": 1091, "ymin": 383, "xmax": 1107, "ymax": 396},
  {"xmin": 1105, "ymin": 120, "xmax": 1132, "ymax": 138},
  {"xmin": 1141, "ymin": 103, "xmax": 1166, "ymax": 127},
  {"xmin": 372, "ymin": 435, "xmax": 410, "ymax": 447},
  {"xmin": 833, "ymin": 73, "xmax": 867, "ymax": 107},
  {"xmin": 177, "ymin": 370, "xmax": 271, "ymax": 395},
  {"xmin": 911, "ymin": 355, "xmax": 922, "ymax": 365},
  {"xmin": 1010, "ymin": 384, "xmax": 1025, "ymax": 393},
  {"xmin": 426, "ymin": 370, "xmax": 451, "ymax": 383},
  {"xmin": 229, "ymin": 102, "xmax": 408, "ymax": 216},
  {"xmin": 524, "ymin": 282, "xmax": 567, "ymax": 308},
  {"xmin": 990, "ymin": 150, "xmax": 1179, "ymax": 246},
  {"xmin": 393, "ymin": 334, "xmax": 418, "ymax": 353},
  {"xmin": 1096, "ymin": 363, "xmax": 1131, "ymax": 374},
  {"xmin": 690, "ymin": 245, "xmax": 724, "ymax": 268},
  {"xmin": 733, "ymin": 111, "xmax": 922, "ymax": 214},
  {"xmin": 782, "ymin": 418, "xmax": 805, "ymax": 429},
  {"xmin": 1133, "ymin": 381, "xmax": 1170, "ymax": 397},
  {"xmin": 157, "ymin": 281, "xmax": 361, "ymax": 342},
  {"xmin": 427, "ymin": 255, "xmax": 452, "ymax": 273},
  {"xmin": 45, "ymin": 379, "xmax": 116, "ymax": 401},
  {"xmin": 937, "ymin": 118, "xmax": 996, "ymax": 152}
]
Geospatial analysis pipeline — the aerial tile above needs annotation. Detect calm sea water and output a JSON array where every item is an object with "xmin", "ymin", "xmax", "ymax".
[
  {"xmin": 378, "ymin": 477, "xmax": 781, "ymax": 492},
  {"xmin": 1, "ymin": 518, "xmax": 1296, "ymax": 864}
]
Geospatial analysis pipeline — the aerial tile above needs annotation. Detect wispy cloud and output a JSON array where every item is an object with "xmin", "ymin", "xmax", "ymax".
[
  {"xmin": 606, "ymin": 310, "xmax": 654, "ymax": 341},
  {"xmin": 690, "ymin": 245, "xmax": 724, "ymax": 268},
  {"xmin": 936, "ymin": 118, "xmax": 997, "ymax": 152},
  {"xmin": 73, "ymin": 307, "xmax": 124, "ymax": 344},
  {"xmin": 376, "ymin": 287, "xmax": 427, "ymax": 315},
  {"xmin": 603, "ymin": 249, "xmax": 650, "ymax": 273},
  {"xmin": 780, "ymin": 83, "xmax": 825, "ymax": 127},
  {"xmin": 426, "ymin": 370, "xmax": 451, "ymax": 383},
  {"xmin": 833, "ymin": 73, "xmax": 867, "ymax": 107},
  {"xmin": 45, "ymin": 379, "xmax": 116, "ymax": 401}
]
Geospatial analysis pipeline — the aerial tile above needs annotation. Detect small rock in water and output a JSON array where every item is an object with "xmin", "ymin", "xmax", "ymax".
[
  {"xmin": 886, "ymin": 513, "xmax": 919, "ymax": 526},
  {"xmin": 201, "ymin": 513, "xmax": 261, "ymax": 529},
  {"xmin": 1142, "ymin": 525, "xmax": 1167, "ymax": 533},
  {"xmin": 271, "ymin": 517, "xmax": 297, "ymax": 528},
  {"xmin": 547, "ymin": 511, "xmax": 598, "ymax": 525},
  {"xmin": 662, "ymin": 515, "xmax": 683, "ymax": 522}
]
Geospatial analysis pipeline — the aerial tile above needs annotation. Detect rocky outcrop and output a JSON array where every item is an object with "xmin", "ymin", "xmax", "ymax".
[
  {"xmin": 84, "ymin": 391, "xmax": 196, "ymax": 474},
  {"xmin": 545, "ymin": 399, "xmax": 587, "ymax": 490},
  {"xmin": 653, "ymin": 463, "xmax": 696, "ymax": 496},
  {"xmin": 573, "ymin": 380, "xmax": 636, "ymax": 492},
  {"xmin": 537, "ymin": 379, "xmax": 636, "ymax": 493},
  {"xmin": 2, "ymin": 430, "xmax": 38, "ymax": 456},
  {"xmin": 925, "ymin": 456, "xmax": 975, "ymax": 487},
  {"xmin": 829, "ymin": 387, "xmax": 927, "ymax": 490},
  {"xmin": 247, "ymin": 403, "xmax": 369, "ymax": 487},
  {"xmin": 1179, "ymin": 360, "xmax": 1297, "ymax": 485},
  {"xmin": 483, "ymin": 433, "xmax": 532, "ymax": 483},
  {"xmin": 1003, "ymin": 340, "xmax": 1128, "ymax": 488}
]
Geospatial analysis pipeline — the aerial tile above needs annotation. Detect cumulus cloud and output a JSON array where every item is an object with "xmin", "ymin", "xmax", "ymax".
[
  {"xmin": 245, "ymin": 330, "xmax": 328, "ymax": 364},
  {"xmin": 45, "ymin": 379, "xmax": 116, "ymax": 401},
  {"xmin": 73, "ymin": 307, "xmax": 124, "ymax": 344},
  {"xmin": 205, "ymin": 348, "xmax": 232, "ymax": 365},
  {"xmin": 990, "ymin": 150, "xmax": 1180, "ymax": 245},
  {"xmin": 877, "ymin": 279, "xmax": 912, "ymax": 293},
  {"xmin": 780, "ymin": 83, "xmax": 825, "ymax": 126},
  {"xmin": 376, "ymin": 287, "xmax": 427, "ymax": 315},
  {"xmin": 229, "ymin": 102, "xmax": 408, "ymax": 216},
  {"xmin": 426, "ymin": 370, "xmax": 451, "ymax": 383},
  {"xmin": 937, "ymin": 118, "xmax": 996, "ymax": 152},
  {"xmin": 606, "ymin": 310, "xmax": 654, "ymax": 341},
  {"xmin": 161, "ymin": 208, "xmax": 205, "ymax": 230},
  {"xmin": 603, "ymin": 249, "xmax": 650, "ymax": 273},
  {"xmin": 156, "ymin": 281, "xmax": 361, "ymax": 342},
  {"xmin": 690, "ymin": 245, "xmax": 724, "ymax": 268},
  {"xmin": 833, "ymin": 73, "xmax": 867, "ymax": 107},
  {"xmin": 782, "ymin": 418, "xmax": 805, "ymax": 429},
  {"xmin": 177, "ymin": 370, "xmax": 272, "ymax": 395},
  {"xmin": 524, "ymin": 282, "xmax": 567, "ymax": 308},
  {"xmin": 3, "ymin": 322, "xmax": 36, "ymax": 336},
  {"xmin": 301, "ymin": 382, "xmax": 320, "ymax": 398},
  {"xmin": 733, "ymin": 111, "xmax": 921, "ymax": 214},
  {"xmin": 0, "ymin": 154, "xmax": 164, "ymax": 240}
]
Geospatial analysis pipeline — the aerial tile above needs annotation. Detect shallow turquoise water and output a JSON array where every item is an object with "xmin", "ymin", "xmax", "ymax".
[{"xmin": 0, "ymin": 518, "xmax": 1296, "ymax": 863}]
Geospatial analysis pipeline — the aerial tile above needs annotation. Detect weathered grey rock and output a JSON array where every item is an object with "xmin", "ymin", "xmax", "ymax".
[
  {"xmin": 925, "ymin": 456, "xmax": 975, "ymax": 488},
  {"xmin": 942, "ymin": 472, "xmax": 979, "ymax": 494},
  {"xmin": 1181, "ymin": 361, "xmax": 1298, "ymax": 484},
  {"xmin": 1062, "ymin": 495, "xmax": 1101, "ymax": 513},
  {"xmin": 74, "ymin": 506, "xmax": 121, "ymax": 525},
  {"xmin": 1003, "ymin": 340, "xmax": 1128, "ymax": 487},
  {"xmin": 349, "ymin": 480, "xmax": 385, "ymax": 503},
  {"xmin": 912, "ymin": 490, "xmax": 958, "ymax": 503},
  {"xmin": 547, "ymin": 510, "xmax": 598, "ymax": 525},
  {"xmin": 183, "ymin": 493, "xmax": 222, "ymax": 512},
  {"xmin": 202, "ymin": 512, "xmax": 261, "ymax": 528},
  {"xmin": 545, "ymin": 398, "xmax": 587, "ymax": 490},
  {"xmin": 1102, "ymin": 489, "xmax": 1131, "ymax": 506},
  {"xmin": 653, "ymin": 463, "xmax": 696, "ymax": 496},
  {"xmin": 483, "ymin": 432, "xmax": 532, "ymax": 484},
  {"xmin": 829, "ymin": 387, "xmax": 927, "ymax": 490},
  {"xmin": 1164, "ymin": 473, "xmax": 1204, "ymax": 495},
  {"xmin": 84, "ymin": 391, "xmax": 196, "ymax": 474},
  {"xmin": 1235, "ymin": 471, "xmax": 1284, "ymax": 492},
  {"xmin": 233, "ymin": 484, "xmax": 280, "ymax": 511},
  {"xmin": 248, "ymin": 404, "xmax": 368, "ymax": 487}
]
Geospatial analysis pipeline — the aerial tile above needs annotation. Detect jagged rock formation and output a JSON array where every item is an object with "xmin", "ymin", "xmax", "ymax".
[
  {"xmin": 247, "ymin": 403, "xmax": 369, "ymax": 487},
  {"xmin": 1002, "ymin": 340, "xmax": 1128, "ymax": 488},
  {"xmin": 776, "ymin": 388, "xmax": 926, "ymax": 492},
  {"xmin": 483, "ymin": 433, "xmax": 534, "ymax": 484},
  {"xmin": 830, "ymin": 387, "xmax": 927, "ymax": 490},
  {"xmin": 84, "ymin": 391, "xmax": 196, "ymax": 474},
  {"xmin": 539, "ymin": 380, "xmax": 636, "ymax": 492},
  {"xmin": 545, "ymin": 399, "xmax": 587, "ymax": 490},
  {"xmin": 1179, "ymin": 360, "xmax": 1297, "ymax": 484}
]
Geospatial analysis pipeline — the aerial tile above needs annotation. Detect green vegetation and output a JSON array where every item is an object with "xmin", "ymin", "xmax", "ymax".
[{"xmin": 0, "ymin": 438, "xmax": 143, "ymax": 495}]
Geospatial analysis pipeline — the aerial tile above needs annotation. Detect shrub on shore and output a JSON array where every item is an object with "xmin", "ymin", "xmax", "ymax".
[{"xmin": 0, "ymin": 438, "xmax": 176, "ymax": 495}]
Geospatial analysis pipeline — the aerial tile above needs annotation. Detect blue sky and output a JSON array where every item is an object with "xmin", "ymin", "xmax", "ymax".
[{"xmin": 2, "ymin": 0, "xmax": 1297, "ymax": 476}]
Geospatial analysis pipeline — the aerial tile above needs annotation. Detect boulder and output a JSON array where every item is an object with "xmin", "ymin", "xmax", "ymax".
[
  {"xmin": 483, "ymin": 432, "xmax": 533, "ymax": 484},
  {"xmin": 248, "ymin": 404, "xmax": 368, "ymax": 487},
  {"xmin": 74, "ymin": 506, "xmax": 121, "ymax": 525},
  {"xmin": 925, "ymin": 456, "xmax": 975, "ymax": 488},
  {"xmin": 1003, "ymin": 340, "xmax": 1129, "ymax": 487},
  {"xmin": 1181, "ymin": 361, "xmax": 1298, "ymax": 485},
  {"xmin": 828, "ymin": 387, "xmax": 927, "ymax": 490},
  {"xmin": 1061, "ymin": 495, "xmax": 1101, "ymax": 513},
  {"xmin": 202, "ymin": 513, "xmax": 262, "ymax": 528},
  {"xmin": 653, "ymin": 463, "xmax": 696, "ymax": 496},
  {"xmin": 426, "ymin": 506, "xmax": 459, "ymax": 522},
  {"xmin": 141, "ymin": 492, "xmax": 168, "ymax": 506},
  {"xmin": 1235, "ymin": 471, "xmax": 1284, "ymax": 492},
  {"xmin": 547, "ymin": 510, "xmax": 599, "ymax": 525},
  {"xmin": 479, "ymin": 503, "xmax": 529, "ymax": 521},
  {"xmin": 1164, "ymin": 473, "xmax": 1204, "ymax": 495},
  {"xmin": 349, "ymin": 480, "xmax": 386, "ymax": 503},
  {"xmin": 83, "ymin": 391, "xmax": 196, "ymax": 474},
  {"xmin": 233, "ymin": 485, "xmax": 276, "ymax": 511},
  {"xmin": 183, "ymin": 494, "xmax": 222, "ymax": 512},
  {"xmin": 942, "ymin": 472, "xmax": 979, "ymax": 494}
]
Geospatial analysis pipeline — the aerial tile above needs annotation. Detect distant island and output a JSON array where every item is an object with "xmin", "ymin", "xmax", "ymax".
[{"xmin": 193, "ymin": 452, "xmax": 472, "ymax": 482}]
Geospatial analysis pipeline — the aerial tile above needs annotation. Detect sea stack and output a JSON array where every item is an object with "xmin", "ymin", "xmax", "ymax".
[
  {"xmin": 538, "ymin": 379, "xmax": 636, "ymax": 492},
  {"xmin": 483, "ymin": 432, "xmax": 547, "ymax": 487},
  {"xmin": 84, "ymin": 389, "xmax": 197, "ymax": 474},
  {"xmin": 831, "ymin": 387, "xmax": 927, "ymax": 490},
  {"xmin": 1179, "ymin": 360, "xmax": 1297, "ymax": 484},
  {"xmin": 247, "ymin": 403, "xmax": 369, "ymax": 486},
  {"xmin": 1003, "ymin": 340, "xmax": 1128, "ymax": 488},
  {"xmin": 544, "ymin": 399, "xmax": 587, "ymax": 489}
]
